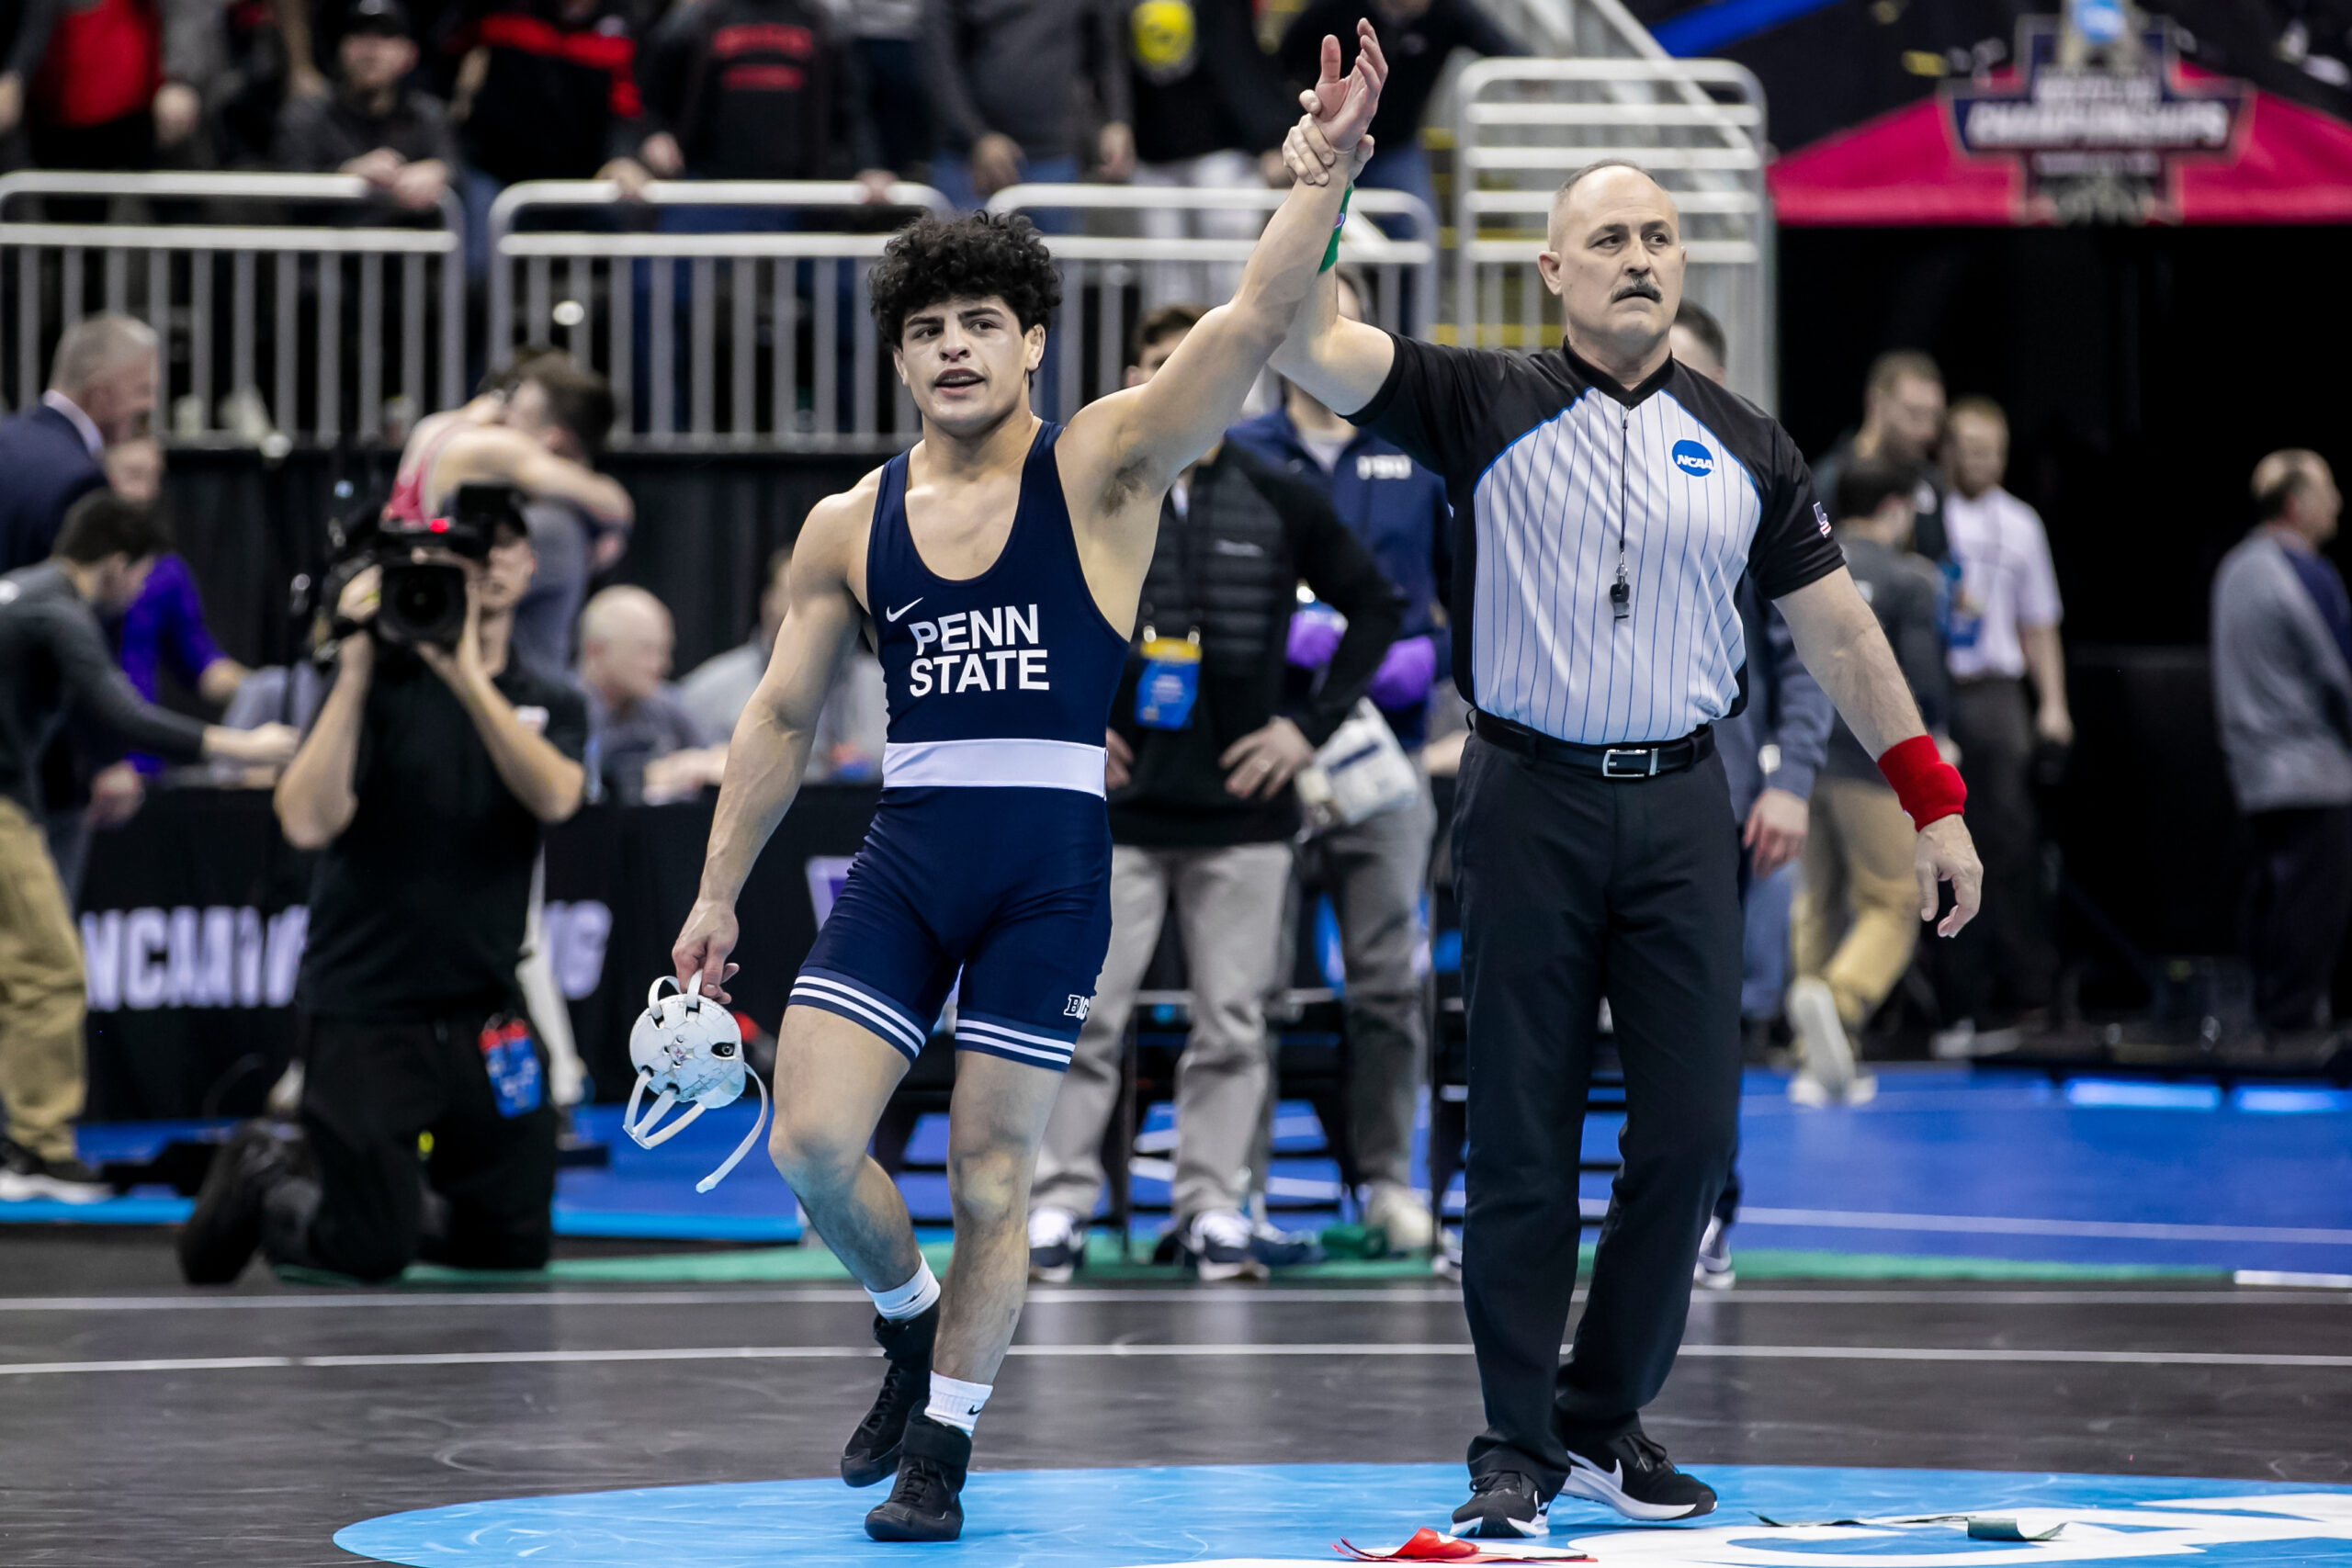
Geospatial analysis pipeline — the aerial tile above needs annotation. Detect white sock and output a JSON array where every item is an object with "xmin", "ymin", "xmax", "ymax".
[
  {"xmin": 924, "ymin": 1372, "xmax": 991, "ymax": 1434},
  {"xmin": 868, "ymin": 1258, "xmax": 940, "ymax": 1322}
]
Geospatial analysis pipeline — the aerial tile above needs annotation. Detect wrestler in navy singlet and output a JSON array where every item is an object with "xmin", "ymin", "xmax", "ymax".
[{"xmin": 791, "ymin": 423, "xmax": 1129, "ymax": 1070}]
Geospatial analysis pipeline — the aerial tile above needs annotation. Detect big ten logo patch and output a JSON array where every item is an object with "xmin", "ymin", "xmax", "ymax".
[
  {"xmin": 1065, "ymin": 994, "xmax": 1091, "ymax": 1020},
  {"xmin": 907, "ymin": 604, "xmax": 1049, "ymax": 697},
  {"xmin": 1355, "ymin": 454, "xmax": 1415, "ymax": 480}
]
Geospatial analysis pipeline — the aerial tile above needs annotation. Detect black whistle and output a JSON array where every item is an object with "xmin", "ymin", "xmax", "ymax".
[{"xmin": 1610, "ymin": 576, "xmax": 1631, "ymax": 620}]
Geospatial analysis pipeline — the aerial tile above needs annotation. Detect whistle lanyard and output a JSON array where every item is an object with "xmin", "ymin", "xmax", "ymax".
[{"xmin": 1611, "ymin": 407, "xmax": 1633, "ymax": 622}]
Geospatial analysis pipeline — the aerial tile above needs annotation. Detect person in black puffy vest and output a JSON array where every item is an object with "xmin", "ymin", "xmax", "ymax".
[{"xmin": 1025, "ymin": 303, "xmax": 1402, "ymax": 1285}]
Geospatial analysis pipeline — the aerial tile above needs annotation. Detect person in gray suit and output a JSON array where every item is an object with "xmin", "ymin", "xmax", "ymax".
[{"xmin": 2211, "ymin": 450, "xmax": 2352, "ymax": 1038}]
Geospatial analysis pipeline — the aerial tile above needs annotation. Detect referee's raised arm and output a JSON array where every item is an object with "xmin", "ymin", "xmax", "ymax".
[
  {"xmin": 1267, "ymin": 120, "xmax": 1398, "ymax": 417},
  {"xmin": 1274, "ymin": 156, "xmax": 1983, "ymax": 1541}
]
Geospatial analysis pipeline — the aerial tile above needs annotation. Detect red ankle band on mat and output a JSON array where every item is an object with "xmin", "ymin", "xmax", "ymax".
[{"xmin": 1876, "ymin": 734, "xmax": 1967, "ymax": 829}]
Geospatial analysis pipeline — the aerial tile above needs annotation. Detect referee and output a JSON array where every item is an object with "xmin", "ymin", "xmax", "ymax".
[{"xmin": 1273, "ymin": 146, "xmax": 1983, "ymax": 1534}]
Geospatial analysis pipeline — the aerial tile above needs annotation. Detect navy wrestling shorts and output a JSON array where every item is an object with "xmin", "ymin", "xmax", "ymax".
[{"xmin": 788, "ymin": 786, "xmax": 1111, "ymax": 1071}]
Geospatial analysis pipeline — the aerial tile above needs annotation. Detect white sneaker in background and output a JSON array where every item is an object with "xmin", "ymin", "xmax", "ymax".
[
  {"xmin": 1692, "ymin": 1214, "xmax": 1736, "ymax": 1289},
  {"xmin": 1026, "ymin": 1205, "xmax": 1084, "ymax": 1284},
  {"xmin": 1181, "ymin": 1209, "xmax": 1266, "ymax": 1282},
  {"xmin": 1785, "ymin": 976, "xmax": 1856, "ymax": 1096},
  {"xmin": 1930, "ymin": 1019, "xmax": 1978, "ymax": 1059},
  {"xmin": 1363, "ymin": 1180, "xmax": 1435, "ymax": 1253}
]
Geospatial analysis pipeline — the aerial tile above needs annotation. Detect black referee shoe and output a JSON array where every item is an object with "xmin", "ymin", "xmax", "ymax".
[
  {"xmin": 864, "ymin": 1415, "xmax": 969, "ymax": 1542},
  {"xmin": 1451, "ymin": 1470, "xmax": 1547, "ymax": 1538},
  {"xmin": 1557, "ymin": 1429, "xmax": 1716, "ymax": 1521},
  {"xmin": 842, "ymin": 1303, "xmax": 939, "ymax": 1487}
]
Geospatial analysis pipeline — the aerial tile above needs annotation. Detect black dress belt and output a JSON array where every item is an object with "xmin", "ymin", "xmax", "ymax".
[{"xmin": 1469, "ymin": 710, "xmax": 1716, "ymax": 780}]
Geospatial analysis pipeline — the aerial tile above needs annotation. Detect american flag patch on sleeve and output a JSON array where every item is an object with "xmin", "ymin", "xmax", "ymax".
[{"xmin": 1814, "ymin": 502, "xmax": 1832, "ymax": 536}]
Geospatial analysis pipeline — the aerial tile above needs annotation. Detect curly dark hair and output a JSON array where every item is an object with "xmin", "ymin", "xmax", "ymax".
[{"xmin": 869, "ymin": 212, "xmax": 1063, "ymax": 346}]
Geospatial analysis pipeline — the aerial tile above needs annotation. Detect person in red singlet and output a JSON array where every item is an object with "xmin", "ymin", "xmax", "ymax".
[{"xmin": 384, "ymin": 358, "xmax": 633, "ymax": 542}]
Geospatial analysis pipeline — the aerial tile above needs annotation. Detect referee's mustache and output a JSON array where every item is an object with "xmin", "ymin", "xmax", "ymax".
[{"xmin": 1611, "ymin": 276, "xmax": 1664, "ymax": 304}]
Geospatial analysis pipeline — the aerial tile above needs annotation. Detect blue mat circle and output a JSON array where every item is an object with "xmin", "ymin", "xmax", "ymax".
[{"xmin": 334, "ymin": 1463, "xmax": 2352, "ymax": 1567}]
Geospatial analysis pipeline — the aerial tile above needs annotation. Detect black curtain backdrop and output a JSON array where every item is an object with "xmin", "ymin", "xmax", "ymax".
[{"xmin": 1777, "ymin": 222, "xmax": 2352, "ymax": 648}]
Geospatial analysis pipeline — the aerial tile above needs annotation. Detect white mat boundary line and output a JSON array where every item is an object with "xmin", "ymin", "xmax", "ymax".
[{"xmin": 8, "ymin": 1340, "xmax": 2352, "ymax": 1378}]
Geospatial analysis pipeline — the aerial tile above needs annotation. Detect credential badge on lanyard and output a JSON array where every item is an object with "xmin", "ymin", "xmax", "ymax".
[{"xmin": 1135, "ymin": 626, "xmax": 1203, "ymax": 730}]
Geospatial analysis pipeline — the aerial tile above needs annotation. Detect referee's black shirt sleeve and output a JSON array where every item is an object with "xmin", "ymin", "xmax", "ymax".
[{"xmin": 1743, "ymin": 420, "xmax": 1844, "ymax": 603}]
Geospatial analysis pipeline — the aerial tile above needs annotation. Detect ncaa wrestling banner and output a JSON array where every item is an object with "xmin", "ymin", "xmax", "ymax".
[{"xmin": 1767, "ymin": 11, "xmax": 2352, "ymax": 225}]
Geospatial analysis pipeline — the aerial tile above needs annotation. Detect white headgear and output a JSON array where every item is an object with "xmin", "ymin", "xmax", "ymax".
[{"xmin": 624, "ymin": 975, "xmax": 771, "ymax": 1192}]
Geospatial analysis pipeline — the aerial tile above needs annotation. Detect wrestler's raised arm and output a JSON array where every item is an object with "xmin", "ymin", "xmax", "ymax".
[{"xmin": 1056, "ymin": 20, "xmax": 1386, "ymax": 532}]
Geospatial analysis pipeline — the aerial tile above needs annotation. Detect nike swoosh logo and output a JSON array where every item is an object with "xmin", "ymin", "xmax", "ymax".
[
  {"xmin": 886, "ymin": 598, "xmax": 923, "ymax": 622},
  {"xmin": 1570, "ymin": 1454, "xmax": 1624, "ymax": 1490}
]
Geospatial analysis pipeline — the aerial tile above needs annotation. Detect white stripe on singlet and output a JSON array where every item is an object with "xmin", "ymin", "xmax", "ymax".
[{"xmin": 881, "ymin": 738, "xmax": 1107, "ymax": 795}]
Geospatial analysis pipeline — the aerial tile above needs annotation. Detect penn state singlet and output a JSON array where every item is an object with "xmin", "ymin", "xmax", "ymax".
[
  {"xmin": 865, "ymin": 421, "xmax": 1128, "ymax": 793},
  {"xmin": 789, "ymin": 421, "xmax": 1130, "ymax": 1067}
]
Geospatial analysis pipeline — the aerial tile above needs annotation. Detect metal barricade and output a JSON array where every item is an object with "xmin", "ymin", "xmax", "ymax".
[
  {"xmin": 0, "ymin": 171, "xmax": 464, "ymax": 445},
  {"xmin": 983, "ymin": 183, "xmax": 1440, "ymax": 423},
  {"xmin": 1478, "ymin": 0, "xmax": 1679, "ymax": 59},
  {"xmin": 485, "ymin": 180, "xmax": 950, "ymax": 452},
  {"xmin": 1452, "ymin": 58, "xmax": 1777, "ymax": 410}
]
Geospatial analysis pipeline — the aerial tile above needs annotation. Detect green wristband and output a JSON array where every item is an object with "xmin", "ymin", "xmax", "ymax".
[{"xmin": 1320, "ymin": 186, "xmax": 1352, "ymax": 272}]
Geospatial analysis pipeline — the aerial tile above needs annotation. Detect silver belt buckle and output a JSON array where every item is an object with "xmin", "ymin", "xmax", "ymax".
[{"xmin": 1601, "ymin": 746, "xmax": 1657, "ymax": 780}]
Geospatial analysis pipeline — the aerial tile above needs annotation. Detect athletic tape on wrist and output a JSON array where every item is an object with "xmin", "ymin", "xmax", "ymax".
[
  {"xmin": 1876, "ymin": 733, "xmax": 1967, "ymax": 830},
  {"xmin": 1321, "ymin": 186, "xmax": 1352, "ymax": 272}
]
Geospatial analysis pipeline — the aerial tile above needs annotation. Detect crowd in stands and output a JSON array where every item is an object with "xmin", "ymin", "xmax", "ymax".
[{"xmin": 0, "ymin": 0, "xmax": 1522, "ymax": 230}]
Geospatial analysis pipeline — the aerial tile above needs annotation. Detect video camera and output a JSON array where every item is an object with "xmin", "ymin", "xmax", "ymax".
[{"xmin": 327, "ymin": 484, "xmax": 527, "ymax": 649}]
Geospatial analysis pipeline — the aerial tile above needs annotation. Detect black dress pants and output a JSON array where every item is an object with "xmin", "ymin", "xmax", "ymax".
[
  {"xmin": 1946, "ymin": 678, "xmax": 2051, "ymax": 1020},
  {"xmin": 2245, "ymin": 806, "xmax": 2352, "ymax": 1032},
  {"xmin": 289, "ymin": 1009, "xmax": 559, "ymax": 1281},
  {"xmin": 1453, "ymin": 736, "xmax": 1744, "ymax": 1492}
]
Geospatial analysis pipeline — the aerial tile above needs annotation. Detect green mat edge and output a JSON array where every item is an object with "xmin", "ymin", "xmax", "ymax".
[{"xmin": 341, "ymin": 1238, "xmax": 2222, "ymax": 1288}]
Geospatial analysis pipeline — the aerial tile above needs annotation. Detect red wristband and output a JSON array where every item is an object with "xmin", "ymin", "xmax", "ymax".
[{"xmin": 1875, "ymin": 734, "xmax": 1966, "ymax": 830}]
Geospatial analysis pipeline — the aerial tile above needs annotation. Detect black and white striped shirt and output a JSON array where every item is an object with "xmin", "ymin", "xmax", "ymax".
[{"xmin": 1354, "ymin": 336, "xmax": 1844, "ymax": 746}]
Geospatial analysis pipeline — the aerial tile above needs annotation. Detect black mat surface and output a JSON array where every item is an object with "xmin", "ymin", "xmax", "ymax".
[{"xmin": 4, "ymin": 1234, "xmax": 2348, "ymax": 1567}]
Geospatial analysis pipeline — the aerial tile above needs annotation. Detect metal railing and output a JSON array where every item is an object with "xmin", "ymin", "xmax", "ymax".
[
  {"xmin": 1451, "ymin": 58, "xmax": 1778, "ymax": 410},
  {"xmin": 984, "ymin": 183, "xmax": 1440, "ymax": 423},
  {"xmin": 4, "ymin": 169, "xmax": 1446, "ymax": 451},
  {"xmin": 485, "ymin": 179, "xmax": 951, "ymax": 451},
  {"xmin": 0, "ymin": 171, "xmax": 465, "ymax": 445},
  {"xmin": 1482, "ymin": 0, "xmax": 1670, "ymax": 59}
]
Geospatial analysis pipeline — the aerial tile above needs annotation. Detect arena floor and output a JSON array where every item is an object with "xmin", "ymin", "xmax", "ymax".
[
  {"xmin": 7, "ymin": 1067, "xmax": 2352, "ymax": 1568},
  {"xmin": 4, "ymin": 1243, "xmax": 2351, "ymax": 1566}
]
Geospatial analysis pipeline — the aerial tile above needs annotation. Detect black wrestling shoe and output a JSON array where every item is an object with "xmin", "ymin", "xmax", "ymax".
[
  {"xmin": 177, "ymin": 1120, "xmax": 302, "ymax": 1285},
  {"xmin": 1558, "ymin": 1429, "xmax": 1717, "ymax": 1521},
  {"xmin": 841, "ymin": 1303, "xmax": 938, "ymax": 1488},
  {"xmin": 864, "ymin": 1414, "xmax": 969, "ymax": 1542},
  {"xmin": 1452, "ymin": 1470, "xmax": 1548, "ymax": 1538}
]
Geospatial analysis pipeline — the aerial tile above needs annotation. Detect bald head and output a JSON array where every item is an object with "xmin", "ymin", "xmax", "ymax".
[
  {"xmin": 2254, "ymin": 449, "xmax": 2340, "ymax": 547},
  {"xmin": 579, "ymin": 585, "xmax": 675, "ymax": 707},
  {"xmin": 1538, "ymin": 162, "xmax": 1685, "ymax": 383},
  {"xmin": 50, "ymin": 314, "xmax": 159, "ymax": 446}
]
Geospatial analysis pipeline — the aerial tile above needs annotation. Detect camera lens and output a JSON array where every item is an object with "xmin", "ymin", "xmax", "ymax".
[
  {"xmin": 377, "ymin": 560, "xmax": 469, "ymax": 647},
  {"xmin": 390, "ymin": 570, "xmax": 447, "ymax": 626}
]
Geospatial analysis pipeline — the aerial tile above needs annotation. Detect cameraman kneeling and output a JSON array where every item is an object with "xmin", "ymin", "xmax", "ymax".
[{"xmin": 178, "ymin": 502, "xmax": 588, "ymax": 1285}]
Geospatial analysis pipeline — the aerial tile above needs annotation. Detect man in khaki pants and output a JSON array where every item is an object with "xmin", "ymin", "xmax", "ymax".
[
  {"xmin": 0, "ymin": 494, "xmax": 297, "ymax": 1200},
  {"xmin": 1786, "ymin": 457, "xmax": 1951, "ymax": 1104}
]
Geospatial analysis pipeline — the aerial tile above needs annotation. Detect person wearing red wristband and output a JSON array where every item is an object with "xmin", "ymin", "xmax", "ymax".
[{"xmin": 1273, "ymin": 142, "xmax": 1984, "ymax": 1537}]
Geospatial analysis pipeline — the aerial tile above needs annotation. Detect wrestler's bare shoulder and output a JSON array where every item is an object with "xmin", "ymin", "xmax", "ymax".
[{"xmin": 793, "ymin": 465, "xmax": 892, "ymax": 601}]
